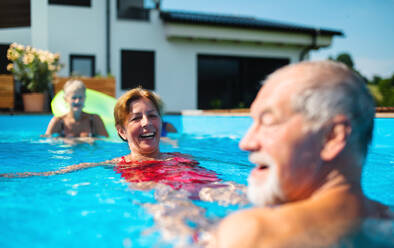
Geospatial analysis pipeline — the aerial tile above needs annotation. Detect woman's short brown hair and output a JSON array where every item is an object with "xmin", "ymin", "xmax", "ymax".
[{"xmin": 114, "ymin": 86, "xmax": 163, "ymax": 127}]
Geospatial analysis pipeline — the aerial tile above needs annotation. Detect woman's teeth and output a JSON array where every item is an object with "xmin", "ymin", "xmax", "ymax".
[{"xmin": 140, "ymin": 132, "xmax": 155, "ymax": 139}]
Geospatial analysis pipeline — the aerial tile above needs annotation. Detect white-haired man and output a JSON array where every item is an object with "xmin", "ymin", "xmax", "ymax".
[{"xmin": 214, "ymin": 61, "xmax": 391, "ymax": 247}]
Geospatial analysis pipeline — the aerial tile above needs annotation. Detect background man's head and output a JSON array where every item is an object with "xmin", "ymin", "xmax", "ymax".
[
  {"xmin": 63, "ymin": 79, "xmax": 86, "ymax": 112},
  {"xmin": 63, "ymin": 79, "xmax": 86, "ymax": 98},
  {"xmin": 242, "ymin": 60, "xmax": 375, "ymax": 207}
]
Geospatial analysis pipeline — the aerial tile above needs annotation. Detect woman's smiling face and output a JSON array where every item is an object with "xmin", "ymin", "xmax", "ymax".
[{"xmin": 118, "ymin": 97, "xmax": 162, "ymax": 157}]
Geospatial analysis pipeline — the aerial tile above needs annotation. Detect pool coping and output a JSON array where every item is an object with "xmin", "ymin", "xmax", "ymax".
[
  {"xmin": 1, "ymin": 110, "xmax": 394, "ymax": 118},
  {"xmin": 180, "ymin": 110, "xmax": 394, "ymax": 118},
  {"xmin": 375, "ymin": 113, "xmax": 394, "ymax": 118}
]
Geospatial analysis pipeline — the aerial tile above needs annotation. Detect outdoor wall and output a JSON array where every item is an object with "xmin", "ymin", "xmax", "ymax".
[
  {"xmin": 155, "ymin": 39, "xmax": 301, "ymax": 112},
  {"xmin": 112, "ymin": 8, "xmax": 204, "ymax": 111},
  {"xmin": 47, "ymin": 1, "xmax": 106, "ymax": 77},
  {"xmin": 0, "ymin": 1, "xmax": 106, "ymax": 79},
  {"xmin": 112, "ymin": 6, "xmax": 302, "ymax": 112},
  {"xmin": 0, "ymin": 27, "xmax": 31, "ymax": 45},
  {"xmin": 0, "ymin": 0, "xmax": 327, "ymax": 113},
  {"xmin": 31, "ymin": 0, "xmax": 48, "ymax": 50}
]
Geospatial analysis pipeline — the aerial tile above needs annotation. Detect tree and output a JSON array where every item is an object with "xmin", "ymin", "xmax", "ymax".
[
  {"xmin": 328, "ymin": 53, "xmax": 394, "ymax": 107},
  {"xmin": 371, "ymin": 75, "xmax": 382, "ymax": 85},
  {"xmin": 329, "ymin": 52, "xmax": 369, "ymax": 83},
  {"xmin": 336, "ymin": 53, "xmax": 354, "ymax": 69},
  {"xmin": 378, "ymin": 74, "xmax": 394, "ymax": 106}
]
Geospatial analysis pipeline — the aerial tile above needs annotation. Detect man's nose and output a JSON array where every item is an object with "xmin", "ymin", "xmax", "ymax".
[{"xmin": 239, "ymin": 125, "xmax": 260, "ymax": 151}]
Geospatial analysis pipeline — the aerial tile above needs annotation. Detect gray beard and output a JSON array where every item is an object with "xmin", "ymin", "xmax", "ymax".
[{"xmin": 247, "ymin": 164, "xmax": 285, "ymax": 207}]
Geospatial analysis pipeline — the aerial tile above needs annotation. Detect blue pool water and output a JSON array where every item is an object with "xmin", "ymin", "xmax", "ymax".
[{"xmin": 0, "ymin": 115, "xmax": 393, "ymax": 247}]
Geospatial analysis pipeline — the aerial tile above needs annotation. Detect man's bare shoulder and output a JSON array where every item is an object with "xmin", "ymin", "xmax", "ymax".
[
  {"xmin": 215, "ymin": 208, "xmax": 272, "ymax": 248},
  {"xmin": 44, "ymin": 115, "xmax": 64, "ymax": 136},
  {"xmin": 214, "ymin": 195, "xmax": 364, "ymax": 248},
  {"xmin": 88, "ymin": 113, "xmax": 103, "ymax": 121}
]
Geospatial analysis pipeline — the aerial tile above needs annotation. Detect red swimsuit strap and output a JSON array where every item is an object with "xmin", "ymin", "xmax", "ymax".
[
  {"xmin": 118, "ymin": 153, "xmax": 193, "ymax": 165},
  {"xmin": 120, "ymin": 156, "xmax": 127, "ymax": 164},
  {"xmin": 117, "ymin": 157, "xmax": 168, "ymax": 166}
]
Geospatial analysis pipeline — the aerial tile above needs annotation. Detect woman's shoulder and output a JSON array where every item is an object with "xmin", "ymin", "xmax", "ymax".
[
  {"xmin": 164, "ymin": 152, "xmax": 183, "ymax": 158},
  {"xmin": 164, "ymin": 152, "xmax": 197, "ymax": 163},
  {"xmin": 111, "ymin": 153, "xmax": 196, "ymax": 164}
]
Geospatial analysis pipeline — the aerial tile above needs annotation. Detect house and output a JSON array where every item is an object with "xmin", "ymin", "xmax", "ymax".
[{"xmin": 0, "ymin": 0, "xmax": 343, "ymax": 112}]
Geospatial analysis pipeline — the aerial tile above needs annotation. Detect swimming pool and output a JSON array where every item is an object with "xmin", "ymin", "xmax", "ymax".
[{"xmin": 0, "ymin": 115, "xmax": 393, "ymax": 247}]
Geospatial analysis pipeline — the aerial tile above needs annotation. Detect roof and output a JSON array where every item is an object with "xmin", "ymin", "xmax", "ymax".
[{"xmin": 160, "ymin": 10, "xmax": 343, "ymax": 36}]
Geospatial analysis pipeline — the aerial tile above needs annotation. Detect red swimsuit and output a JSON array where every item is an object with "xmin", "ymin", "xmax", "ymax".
[
  {"xmin": 114, "ymin": 153, "xmax": 220, "ymax": 192},
  {"xmin": 114, "ymin": 154, "xmax": 224, "ymax": 242}
]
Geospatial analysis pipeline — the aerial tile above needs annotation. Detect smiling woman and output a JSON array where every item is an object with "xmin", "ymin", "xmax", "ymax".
[{"xmin": 113, "ymin": 87, "xmax": 163, "ymax": 161}]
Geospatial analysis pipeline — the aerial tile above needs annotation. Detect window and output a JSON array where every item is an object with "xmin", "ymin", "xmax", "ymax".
[
  {"xmin": 0, "ymin": 0, "xmax": 30, "ymax": 28},
  {"xmin": 121, "ymin": 50, "xmax": 154, "ymax": 90},
  {"xmin": 0, "ymin": 44, "xmax": 12, "ymax": 74},
  {"xmin": 48, "ymin": 0, "xmax": 91, "ymax": 7},
  {"xmin": 198, "ymin": 55, "xmax": 289, "ymax": 109},
  {"xmin": 117, "ymin": 0, "xmax": 150, "ymax": 21},
  {"xmin": 70, "ymin": 55, "xmax": 95, "ymax": 77}
]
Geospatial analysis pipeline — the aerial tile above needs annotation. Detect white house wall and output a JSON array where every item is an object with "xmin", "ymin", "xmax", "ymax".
[
  {"xmin": 156, "ymin": 39, "xmax": 302, "ymax": 112},
  {"xmin": 0, "ymin": 27, "xmax": 31, "ymax": 45},
  {"xmin": 113, "ymin": 9, "xmax": 304, "ymax": 112},
  {"xmin": 47, "ymin": 1, "xmax": 107, "ymax": 78},
  {"xmin": 0, "ymin": 0, "xmax": 335, "ymax": 112},
  {"xmin": 112, "ymin": 9, "xmax": 197, "ymax": 112},
  {"xmin": 31, "ymin": 0, "xmax": 49, "ymax": 50}
]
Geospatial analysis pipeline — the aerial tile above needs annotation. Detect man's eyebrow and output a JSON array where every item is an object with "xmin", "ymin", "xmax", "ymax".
[
  {"xmin": 259, "ymin": 109, "xmax": 272, "ymax": 116},
  {"xmin": 253, "ymin": 108, "xmax": 274, "ymax": 121}
]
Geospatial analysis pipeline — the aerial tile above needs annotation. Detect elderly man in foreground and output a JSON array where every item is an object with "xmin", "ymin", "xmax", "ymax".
[{"xmin": 214, "ymin": 61, "xmax": 391, "ymax": 247}]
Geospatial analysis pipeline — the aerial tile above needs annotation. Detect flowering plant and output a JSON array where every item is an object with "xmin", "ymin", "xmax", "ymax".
[{"xmin": 7, "ymin": 43, "xmax": 62, "ymax": 93}]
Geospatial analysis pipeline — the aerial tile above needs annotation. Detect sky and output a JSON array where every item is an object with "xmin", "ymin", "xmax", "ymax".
[{"xmin": 161, "ymin": 0, "xmax": 394, "ymax": 80}]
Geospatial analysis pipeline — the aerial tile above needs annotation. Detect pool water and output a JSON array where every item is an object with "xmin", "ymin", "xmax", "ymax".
[{"xmin": 0, "ymin": 115, "xmax": 393, "ymax": 247}]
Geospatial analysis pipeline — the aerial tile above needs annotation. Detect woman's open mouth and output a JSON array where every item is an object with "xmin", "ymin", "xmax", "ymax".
[{"xmin": 140, "ymin": 132, "xmax": 156, "ymax": 139}]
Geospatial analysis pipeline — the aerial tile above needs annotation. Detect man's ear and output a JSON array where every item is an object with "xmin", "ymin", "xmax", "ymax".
[
  {"xmin": 116, "ymin": 124, "xmax": 127, "ymax": 141},
  {"xmin": 320, "ymin": 115, "xmax": 352, "ymax": 161}
]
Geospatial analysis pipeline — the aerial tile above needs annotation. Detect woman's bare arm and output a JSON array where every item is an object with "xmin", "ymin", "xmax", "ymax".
[{"xmin": 0, "ymin": 160, "xmax": 116, "ymax": 178}]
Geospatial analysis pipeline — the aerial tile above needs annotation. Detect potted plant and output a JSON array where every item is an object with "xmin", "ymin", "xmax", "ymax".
[{"xmin": 7, "ymin": 43, "xmax": 62, "ymax": 112}]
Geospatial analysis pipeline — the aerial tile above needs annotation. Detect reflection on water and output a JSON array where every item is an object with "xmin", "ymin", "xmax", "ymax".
[
  {"xmin": 141, "ymin": 181, "xmax": 248, "ymax": 247},
  {"xmin": 362, "ymin": 217, "xmax": 394, "ymax": 246}
]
